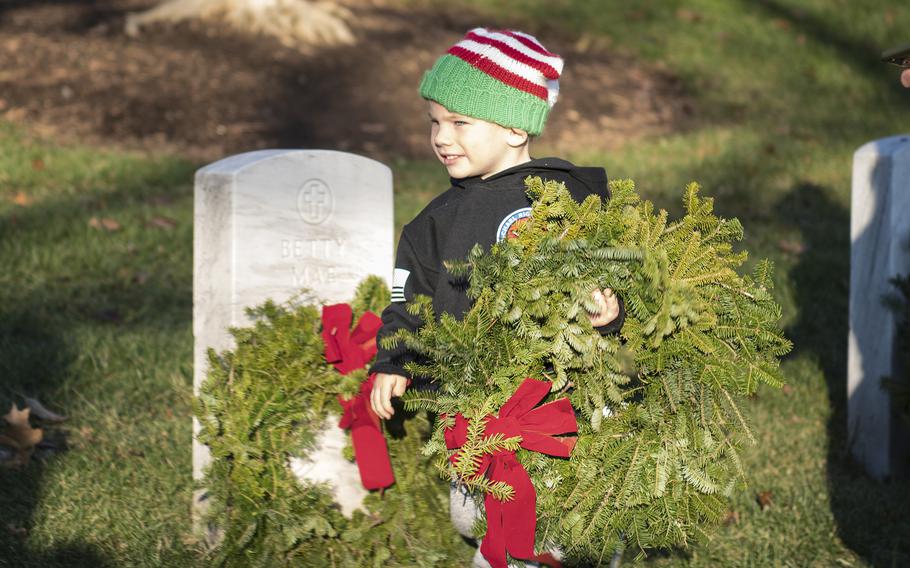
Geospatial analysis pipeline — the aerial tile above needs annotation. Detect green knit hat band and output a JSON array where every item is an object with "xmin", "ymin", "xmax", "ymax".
[
  {"xmin": 419, "ymin": 55, "xmax": 551, "ymax": 136},
  {"xmin": 418, "ymin": 28, "xmax": 564, "ymax": 136}
]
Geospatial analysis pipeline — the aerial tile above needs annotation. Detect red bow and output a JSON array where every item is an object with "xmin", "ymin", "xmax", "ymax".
[
  {"xmin": 444, "ymin": 378, "xmax": 577, "ymax": 568},
  {"xmin": 322, "ymin": 304, "xmax": 394, "ymax": 490},
  {"xmin": 321, "ymin": 303, "xmax": 382, "ymax": 375}
]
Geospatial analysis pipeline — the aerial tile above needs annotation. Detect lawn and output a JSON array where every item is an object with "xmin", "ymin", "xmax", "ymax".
[{"xmin": 2, "ymin": 0, "xmax": 910, "ymax": 566}]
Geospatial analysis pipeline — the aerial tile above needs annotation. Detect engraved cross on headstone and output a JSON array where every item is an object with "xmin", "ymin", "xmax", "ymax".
[{"xmin": 298, "ymin": 179, "xmax": 333, "ymax": 225}]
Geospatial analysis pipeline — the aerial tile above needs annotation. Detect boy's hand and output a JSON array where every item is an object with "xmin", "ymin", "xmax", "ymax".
[
  {"xmin": 370, "ymin": 373, "xmax": 408, "ymax": 419},
  {"xmin": 902, "ymin": 69, "xmax": 910, "ymax": 88},
  {"xmin": 588, "ymin": 288, "xmax": 620, "ymax": 327}
]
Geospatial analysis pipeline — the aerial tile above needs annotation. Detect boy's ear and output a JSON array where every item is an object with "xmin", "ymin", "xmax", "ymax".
[{"xmin": 506, "ymin": 127, "xmax": 530, "ymax": 148}]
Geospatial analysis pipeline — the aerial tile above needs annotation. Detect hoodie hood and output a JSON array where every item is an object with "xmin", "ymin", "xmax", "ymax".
[{"xmin": 451, "ymin": 156, "xmax": 608, "ymax": 197}]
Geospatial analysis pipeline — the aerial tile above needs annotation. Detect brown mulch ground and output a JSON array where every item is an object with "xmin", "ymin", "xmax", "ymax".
[{"xmin": 0, "ymin": 0, "xmax": 694, "ymax": 163}]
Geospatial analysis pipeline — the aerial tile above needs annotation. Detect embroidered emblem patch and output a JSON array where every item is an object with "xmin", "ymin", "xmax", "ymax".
[{"xmin": 496, "ymin": 207, "xmax": 533, "ymax": 242}]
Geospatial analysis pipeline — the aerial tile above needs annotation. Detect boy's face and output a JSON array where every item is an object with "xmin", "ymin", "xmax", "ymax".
[{"xmin": 427, "ymin": 100, "xmax": 522, "ymax": 180}]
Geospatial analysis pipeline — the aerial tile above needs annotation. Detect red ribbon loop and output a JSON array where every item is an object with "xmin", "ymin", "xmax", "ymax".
[
  {"xmin": 322, "ymin": 304, "xmax": 394, "ymax": 490},
  {"xmin": 321, "ymin": 303, "xmax": 382, "ymax": 375},
  {"xmin": 444, "ymin": 378, "xmax": 577, "ymax": 568}
]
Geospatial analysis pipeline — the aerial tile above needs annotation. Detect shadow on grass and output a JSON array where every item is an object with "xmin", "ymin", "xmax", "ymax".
[
  {"xmin": 776, "ymin": 182, "xmax": 910, "ymax": 567},
  {"xmin": 0, "ymin": 154, "xmax": 197, "ymax": 566},
  {"xmin": 0, "ymin": 311, "xmax": 112, "ymax": 567}
]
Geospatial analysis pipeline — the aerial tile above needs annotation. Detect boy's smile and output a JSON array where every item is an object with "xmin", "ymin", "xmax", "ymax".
[
  {"xmin": 440, "ymin": 152, "xmax": 464, "ymax": 166},
  {"xmin": 427, "ymin": 100, "xmax": 530, "ymax": 180}
]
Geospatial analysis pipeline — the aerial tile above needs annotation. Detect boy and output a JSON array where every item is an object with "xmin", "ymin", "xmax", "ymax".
[{"xmin": 369, "ymin": 27, "xmax": 623, "ymax": 417}]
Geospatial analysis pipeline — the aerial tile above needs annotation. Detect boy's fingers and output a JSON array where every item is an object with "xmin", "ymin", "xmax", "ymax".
[
  {"xmin": 372, "ymin": 377, "xmax": 392, "ymax": 419},
  {"xmin": 586, "ymin": 287, "xmax": 620, "ymax": 326},
  {"xmin": 370, "ymin": 383, "xmax": 385, "ymax": 418},
  {"xmin": 607, "ymin": 297, "xmax": 619, "ymax": 316},
  {"xmin": 379, "ymin": 379, "xmax": 395, "ymax": 418},
  {"xmin": 369, "ymin": 375, "xmax": 409, "ymax": 419}
]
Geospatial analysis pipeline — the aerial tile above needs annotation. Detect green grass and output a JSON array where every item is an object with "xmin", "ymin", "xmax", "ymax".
[
  {"xmin": 0, "ymin": 124, "xmax": 200, "ymax": 566},
  {"xmin": 3, "ymin": 0, "xmax": 910, "ymax": 566}
]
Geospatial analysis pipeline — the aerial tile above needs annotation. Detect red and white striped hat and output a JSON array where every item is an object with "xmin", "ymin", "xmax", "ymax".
[{"xmin": 419, "ymin": 28, "xmax": 564, "ymax": 136}]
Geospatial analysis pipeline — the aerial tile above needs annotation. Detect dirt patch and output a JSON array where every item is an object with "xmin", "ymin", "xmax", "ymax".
[{"xmin": 0, "ymin": 0, "xmax": 695, "ymax": 163}]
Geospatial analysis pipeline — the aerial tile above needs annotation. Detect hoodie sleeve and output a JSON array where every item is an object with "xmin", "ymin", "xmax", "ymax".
[{"xmin": 369, "ymin": 226, "xmax": 439, "ymax": 379}]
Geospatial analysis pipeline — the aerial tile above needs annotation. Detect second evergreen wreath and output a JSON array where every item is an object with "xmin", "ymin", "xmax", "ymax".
[{"xmin": 392, "ymin": 176, "xmax": 792, "ymax": 566}]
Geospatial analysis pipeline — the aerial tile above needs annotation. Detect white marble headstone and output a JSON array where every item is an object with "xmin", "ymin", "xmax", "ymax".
[
  {"xmin": 193, "ymin": 149, "xmax": 393, "ymax": 524},
  {"xmin": 848, "ymin": 135, "xmax": 910, "ymax": 481}
]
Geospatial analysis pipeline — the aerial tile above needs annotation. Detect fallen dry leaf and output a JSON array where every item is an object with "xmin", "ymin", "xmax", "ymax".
[
  {"xmin": 148, "ymin": 216, "xmax": 176, "ymax": 230},
  {"xmin": 4, "ymin": 404, "xmax": 31, "ymax": 430},
  {"xmin": 24, "ymin": 397, "xmax": 67, "ymax": 423},
  {"xmin": 0, "ymin": 404, "xmax": 44, "ymax": 467},
  {"xmin": 772, "ymin": 18, "xmax": 792, "ymax": 30},
  {"xmin": 676, "ymin": 8, "xmax": 703, "ymax": 22},
  {"xmin": 11, "ymin": 191, "xmax": 32, "ymax": 207},
  {"xmin": 89, "ymin": 217, "xmax": 121, "ymax": 232},
  {"xmin": 782, "ymin": 384, "xmax": 793, "ymax": 395},
  {"xmin": 79, "ymin": 425, "xmax": 95, "ymax": 444},
  {"xmin": 722, "ymin": 510, "xmax": 740, "ymax": 525},
  {"xmin": 757, "ymin": 490, "xmax": 773, "ymax": 511},
  {"xmin": 31, "ymin": 158, "xmax": 45, "ymax": 171}
]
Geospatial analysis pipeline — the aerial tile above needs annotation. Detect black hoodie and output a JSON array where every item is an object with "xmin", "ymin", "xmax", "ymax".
[{"xmin": 369, "ymin": 157, "xmax": 625, "ymax": 380}]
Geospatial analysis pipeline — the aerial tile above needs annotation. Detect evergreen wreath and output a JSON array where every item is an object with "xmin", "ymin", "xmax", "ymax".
[
  {"xmin": 194, "ymin": 277, "xmax": 473, "ymax": 567},
  {"xmin": 391, "ymin": 177, "xmax": 792, "ymax": 565}
]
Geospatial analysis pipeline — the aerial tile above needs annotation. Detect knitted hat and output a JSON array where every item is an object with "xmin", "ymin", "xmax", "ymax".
[{"xmin": 419, "ymin": 28, "xmax": 564, "ymax": 136}]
